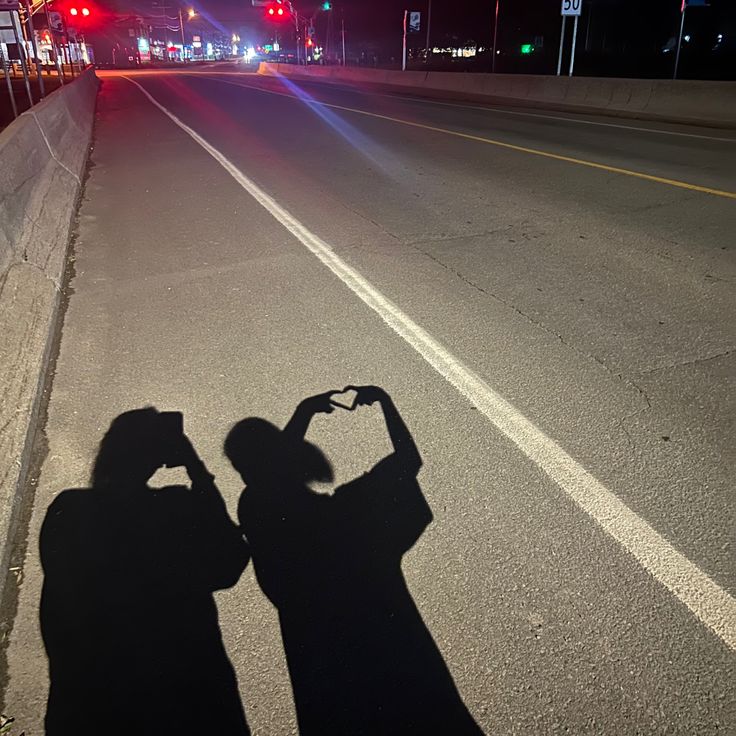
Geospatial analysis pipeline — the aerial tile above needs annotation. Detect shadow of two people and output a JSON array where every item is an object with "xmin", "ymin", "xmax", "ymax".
[{"xmin": 41, "ymin": 387, "xmax": 483, "ymax": 736}]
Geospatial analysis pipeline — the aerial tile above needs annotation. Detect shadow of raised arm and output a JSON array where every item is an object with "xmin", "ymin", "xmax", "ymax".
[{"xmin": 347, "ymin": 385, "xmax": 422, "ymax": 476}]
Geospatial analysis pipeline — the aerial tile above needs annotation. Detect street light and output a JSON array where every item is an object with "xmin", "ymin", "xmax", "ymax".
[{"xmin": 188, "ymin": 8, "xmax": 195, "ymax": 18}]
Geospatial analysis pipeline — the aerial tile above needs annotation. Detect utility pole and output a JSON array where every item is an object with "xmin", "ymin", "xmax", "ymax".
[
  {"xmin": 341, "ymin": 8, "xmax": 345, "ymax": 65},
  {"xmin": 178, "ymin": 7, "xmax": 185, "ymax": 58},
  {"xmin": 491, "ymin": 0, "xmax": 500, "ymax": 72},
  {"xmin": 424, "ymin": 0, "xmax": 431, "ymax": 62},
  {"xmin": 674, "ymin": 0, "xmax": 686, "ymax": 79}
]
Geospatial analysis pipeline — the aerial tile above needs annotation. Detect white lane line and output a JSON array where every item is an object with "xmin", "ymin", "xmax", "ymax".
[
  {"xmin": 186, "ymin": 72, "xmax": 736, "ymax": 144},
  {"xmin": 124, "ymin": 75, "xmax": 736, "ymax": 652}
]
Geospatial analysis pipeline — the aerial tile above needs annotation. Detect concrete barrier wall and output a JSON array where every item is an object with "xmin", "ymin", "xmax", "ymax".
[
  {"xmin": 0, "ymin": 68, "xmax": 99, "ymax": 597},
  {"xmin": 258, "ymin": 63, "xmax": 736, "ymax": 128}
]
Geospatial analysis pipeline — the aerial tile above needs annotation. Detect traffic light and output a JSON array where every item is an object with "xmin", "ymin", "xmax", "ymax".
[
  {"xmin": 265, "ymin": 2, "xmax": 289, "ymax": 21},
  {"xmin": 322, "ymin": 2, "xmax": 332, "ymax": 9},
  {"xmin": 520, "ymin": 43, "xmax": 534, "ymax": 54}
]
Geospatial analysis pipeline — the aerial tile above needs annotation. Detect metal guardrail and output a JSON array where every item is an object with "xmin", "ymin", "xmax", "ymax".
[{"xmin": 1, "ymin": 1, "xmax": 90, "ymax": 121}]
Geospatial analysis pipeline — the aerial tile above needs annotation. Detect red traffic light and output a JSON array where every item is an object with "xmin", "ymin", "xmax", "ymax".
[
  {"xmin": 265, "ymin": 3, "xmax": 289, "ymax": 21},
  {"xmin": 69, "ymin": 5, "xmax": 91, "ymax": 18}
]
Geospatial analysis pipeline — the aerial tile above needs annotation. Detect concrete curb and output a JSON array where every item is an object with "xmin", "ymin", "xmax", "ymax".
[
  {"xmin": 258, "ymin": 63, "xmax": 736, "ymax": 129},
  {"xmin": 0, "ymin": 69, "xmax": 99, "ymax": 603}
]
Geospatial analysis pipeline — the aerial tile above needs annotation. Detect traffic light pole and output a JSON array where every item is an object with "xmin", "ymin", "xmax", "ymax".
[{"xmin": 293, "ymin": 10, "xmax": 301, "ymax": 65}]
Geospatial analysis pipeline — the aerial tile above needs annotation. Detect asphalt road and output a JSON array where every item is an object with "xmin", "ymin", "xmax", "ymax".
[{"xmin": 2, "ymin": 69, "xmax": 735, "ymax": 734}]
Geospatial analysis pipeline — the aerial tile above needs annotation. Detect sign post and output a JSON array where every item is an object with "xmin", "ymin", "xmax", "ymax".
[
  {"xmin": 10, "ymin": 7, "xmax": 33, "ymax": 101},
  {"xmin": 43, "ymin": 0, "xmax": 64, "ymax": 82},
  {"xmin": 556, "ymin": 14, "xmax": 566, "ymax": 75},
  {"xmin": 558, "ymin": 0, "xmax": 582, "ymax": 76},
  {"xmin": 402, "ymin": 10, "xmax": 420, "ymax": 71},
  {"xmin": 402, "ymin": 10, "xmax": 407, "ymax": 71}
]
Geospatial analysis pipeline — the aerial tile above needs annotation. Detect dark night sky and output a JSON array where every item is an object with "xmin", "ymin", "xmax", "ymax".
[
  {"xmin": 110, "ymin": 0, "xmax": 735, "ymax": 77},
  {"xmin": 185, "ymin": 0, "xmax": 735, "ymax": 52}
]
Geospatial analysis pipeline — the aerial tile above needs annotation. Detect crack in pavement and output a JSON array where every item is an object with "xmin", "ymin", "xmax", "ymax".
[
  {"xmin": 635, "ymin": 349, "xmax": 734, "ymax": 375},
  {"xmin": 408, "ymin": 243, "xmax": 655, "ymax": 417}
]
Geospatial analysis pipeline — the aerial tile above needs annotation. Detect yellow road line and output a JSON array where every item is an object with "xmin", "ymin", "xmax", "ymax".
[{"xmin": 188, "ymin": 74, "xmax": 736, "ymax": 201}]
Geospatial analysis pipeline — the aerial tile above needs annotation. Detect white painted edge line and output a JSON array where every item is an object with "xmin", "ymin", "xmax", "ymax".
[
  {"xmin": 183, "ymin": 71, "xmax": 736, "ymax": 144},
  {"xmin": 124, "ymin": 75, "xmax": 736, "ymax": 652}
]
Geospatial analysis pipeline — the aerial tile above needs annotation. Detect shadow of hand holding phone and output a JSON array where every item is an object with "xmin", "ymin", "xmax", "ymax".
[
  {"xmin": 226, "ymin": 386, "xmax": 483, "ymax": 736},
  {"xmin": 40, "ymin": 408, "xmax": 251, "ymax": 736}
]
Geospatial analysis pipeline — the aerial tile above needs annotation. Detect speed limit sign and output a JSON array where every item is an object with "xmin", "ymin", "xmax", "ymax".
[{"xmin": 561, "ymin": 0, "xmax": 582, "ymax": 16}]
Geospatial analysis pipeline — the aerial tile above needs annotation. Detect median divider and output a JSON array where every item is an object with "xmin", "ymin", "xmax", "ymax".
[
  {"xmin": 0, "ymin": 68, "xmax": 99, "ymax": 599},
  {"xmin": 258, "ymin": 62, "xmax": 736, "ymax": 128}
]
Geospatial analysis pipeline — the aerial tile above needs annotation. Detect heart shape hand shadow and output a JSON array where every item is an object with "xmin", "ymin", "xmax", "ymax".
[{"xmin": 329, "ymin": 388, "xmax": 359, "ymax": 411}]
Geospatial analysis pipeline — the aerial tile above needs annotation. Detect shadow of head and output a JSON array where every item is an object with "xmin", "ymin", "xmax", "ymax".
[
  {"xmin": 225, "ymin": 417, "xmax": 333, "ymax": 488},
  {"xmin": 91, "ymin": 406, "xmax": 178, "ymax": 487}
]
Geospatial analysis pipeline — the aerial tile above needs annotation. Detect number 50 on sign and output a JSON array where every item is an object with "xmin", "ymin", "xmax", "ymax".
[{"xmin": 561, "ymin": 0, "xmax": 582, "ymax": 16}]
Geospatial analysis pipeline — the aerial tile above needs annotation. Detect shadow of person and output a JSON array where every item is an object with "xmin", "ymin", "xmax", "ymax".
[
  {"xmin": 40, "ymin": 407, "xmax": 251, "ymax": 736},
  {"xmin": 225, "ymin": 386, "xmax": 483, "ymax": 736}
]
